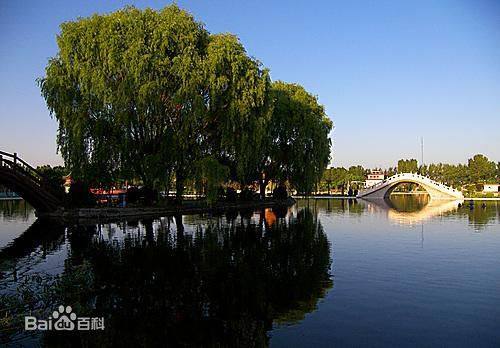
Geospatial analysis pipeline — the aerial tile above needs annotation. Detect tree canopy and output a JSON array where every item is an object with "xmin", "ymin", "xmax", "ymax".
[
  {"xmin": 467, "ymin": 154, "xmax": 497, "ymax": 183},
  {"xmin": 397, "ymin": 159, "xmax": 418, "ymax": 173},
  {"xmin": 263, "ymin": 82, "xmax": 332, "ymax": 194},
  {"xmin": 39, "ymin": 5, "xmax": 332, "ymax": 196},
  {"xmin": 40, "ymin": 6, "xmax": 209, "ymax": 187},
  {"xmin": 318, "ymin": 154, "xmax": 499, "ymax": 195}
]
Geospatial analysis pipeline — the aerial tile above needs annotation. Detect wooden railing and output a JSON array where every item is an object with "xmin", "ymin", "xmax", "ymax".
[{"xmin": 0, "ymin": 150, "xmax": 64, "ymax": 200}]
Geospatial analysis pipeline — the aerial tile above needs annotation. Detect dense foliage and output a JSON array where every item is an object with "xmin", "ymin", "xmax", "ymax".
[
  {"xmin": 320, "ymin": 166, "xmax": 365, "ymax": 194},
  {"xmin": 397, "ymin": 159, "xmax": 418, "ymax": 173},
  {"xmin": 36, "ymin": 165, "xmax": 67, "ymax": 195},
  {"xmin": 261, "ymin": 82, "xmax": 332, "ymax": 194},
  {"xmin": 319, "ymin": 154, "xmax": 499, "ymax": 194},
  {"xmin": 39, "ymin": 5, "xmax": 332, "ymax": 198}
]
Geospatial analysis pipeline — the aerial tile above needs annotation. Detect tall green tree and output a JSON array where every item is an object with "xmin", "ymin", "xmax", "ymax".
[
  {"xmin": 468, "ymin": 154, "xmax": 496, "ymax": 183},
  {"xmin": 347, "ymin": 165, "xmax": 365, "ymax": 181},
  {"xmin": 321, "ymin": 168, "xmax": 334, "ymax": 194},
  {"xmin": 202, "ymin": 34, "xmax": 272, "ymax": 185},
  {"xmin": 331, "ymin": 167, "xmax": 349, "ymax": 195},
  {"xmin": 397, "ymin": 159, "xmax": 418, "ymax": 173},
  {"xmin": 39, "ymin": 5, "xmax": 334, "ymax": 201},
  {"xmin": 261, "ymin": 81, "xmax": 332, "ymax": 195},
  {"xmin": 40, "ymin": 5, "xmax": 209, "ymax": 188}
]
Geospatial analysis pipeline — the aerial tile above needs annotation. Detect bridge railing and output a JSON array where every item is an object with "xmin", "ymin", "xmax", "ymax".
[
  {"xmin": 0, "ymin": 151, "xmax": 44, "ymax": 184},
  {"xmin": 361, "ymin": 172, "xmax": 461, "ymax": 194},
  {"xmin": 0, "ymin": 150, "xmax": 64, "ymax": 200}
]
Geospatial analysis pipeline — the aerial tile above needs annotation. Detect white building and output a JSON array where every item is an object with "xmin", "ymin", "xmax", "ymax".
[
  {"xmin": 483, "ymin": 184, "xmax": 500, "ymax": 193},
  {"xmin": 365, "ymin": 170, "xmax": 385, "ymax": 188}
]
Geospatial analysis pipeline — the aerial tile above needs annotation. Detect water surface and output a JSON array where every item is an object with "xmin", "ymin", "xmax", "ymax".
[{"xmin": 0, "ymin": 197, "xmax": 499, "ymax": 347}]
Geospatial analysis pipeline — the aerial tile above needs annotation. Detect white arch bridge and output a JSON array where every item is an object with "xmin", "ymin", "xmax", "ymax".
[{"xmin": 357, "ymin": 173, "xmax": 464, "ymax": 200}]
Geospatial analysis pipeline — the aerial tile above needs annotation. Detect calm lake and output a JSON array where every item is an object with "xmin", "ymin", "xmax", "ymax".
[{"xmin": 0, "ymin": 196, "xmax": 499, "ymax": 347}]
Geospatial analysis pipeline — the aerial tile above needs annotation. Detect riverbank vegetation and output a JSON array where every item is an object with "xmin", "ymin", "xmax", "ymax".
[
  {"xmin": 39, "ymin": 5, "xmax": 332, "ymax": 205},
  {"xmin": 319, "ymin": 154, "xmax": 500, "ymax": 196}
]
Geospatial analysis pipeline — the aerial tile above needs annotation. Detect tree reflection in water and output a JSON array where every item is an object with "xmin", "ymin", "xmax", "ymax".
[
  {"xmin": 2, "ymin": 208, "xmax": 332, "ymax": 346},
  {"xmin": 458, "ymin": 201, "xmax": 500, "ymax": 230},
  {"xmin": 386, "ymin": 194, "xmax": 430, "ymax": 212},
  {"xmin": 0, "ymin": 219, "xmax": 66, "ymax": 278}
]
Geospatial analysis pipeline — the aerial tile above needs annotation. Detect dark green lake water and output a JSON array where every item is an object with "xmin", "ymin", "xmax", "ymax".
[{"xmin": 0, "ymin": 197, "xmax": 499, "ymax": 347}]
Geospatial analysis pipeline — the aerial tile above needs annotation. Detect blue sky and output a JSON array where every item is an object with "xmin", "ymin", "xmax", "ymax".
[{"xmin": 1, "ymin": 0, "xmax": 499, "ymax": 168}]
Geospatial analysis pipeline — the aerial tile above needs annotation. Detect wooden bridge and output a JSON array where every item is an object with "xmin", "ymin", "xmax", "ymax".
[{"xmin": 0, "ymin": 151, "xmax": 64, "ymax": 212}]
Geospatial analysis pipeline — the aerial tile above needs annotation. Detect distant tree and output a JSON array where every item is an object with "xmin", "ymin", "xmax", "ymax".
[
  {"xmin": 418, "ymin": 164, "xmax": 428, "ymax": 176},
  {"xmin": 397, "ymin": 159, "xmax": 418, "ymax": 173},
  {"xmin": 468, "ymin": 154, "xmax": 496, "ymax": 183},
  {"xmin": 321, "ymin": 168, "xmax": 334, "ymax": 194},
  {"xmin": 408, "ymin": 159, "xmax": 418, "ymax": 173},
  {"xmin": 386, "ymin": 167, "xmax": 397, "ymax": 176},
  {"xmin": 440, "ymin": 163, "xmax": 468, "ymax": 188},
  {"xmin": 347, "ymin": 165, "xmax": 365, "ymax": 181},
  {"xmin": 331, "ymin": 167, "xmax": 348, "ymax": 195},
  {"xmin": 36, "ymin": 165, "xmax": 67, "ymax": 194}
]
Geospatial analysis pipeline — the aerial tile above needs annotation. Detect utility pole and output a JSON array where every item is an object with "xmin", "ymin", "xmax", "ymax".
[{"xmin": 420, "ymin": 137, "xmax": 424, "ymax": 167}]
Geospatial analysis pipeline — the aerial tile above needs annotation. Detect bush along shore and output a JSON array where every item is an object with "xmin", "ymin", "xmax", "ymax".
[{"xmin": 37, "ymin": 197, "xmax": 296, "ymax": 223}]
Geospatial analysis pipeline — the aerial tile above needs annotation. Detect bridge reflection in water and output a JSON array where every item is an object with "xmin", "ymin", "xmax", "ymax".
[{"xmin": 361, "ymin": 194, "xmax": 463, "ymax": 225}]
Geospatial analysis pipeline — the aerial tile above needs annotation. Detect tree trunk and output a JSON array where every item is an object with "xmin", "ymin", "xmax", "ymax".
[
  {"xmin": 259, "ymin": 177, "xmax": 269, "ymax": 200},
  {"xmin": 175, "ymin": 169, "xmax": 185, "ymax": 201}
]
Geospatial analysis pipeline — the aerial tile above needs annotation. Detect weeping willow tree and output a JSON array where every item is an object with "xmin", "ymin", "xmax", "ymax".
[
  {"xmin": 197, "ymin": 156, "xmax": 229, "ymax": 204},
  {"xmin": 172, "ymin": 33, "xmax": 272, "ymax": 197},
  {"xmin": 40, "ymin": 5, "xmax": 271, "ymax": 191},
  {"xmin": 39, "ymin": 6, "xmax": 208, "ymax": 187},
  {"xmin": 261, "ymin": 82, "xmax": 333, "ymax": 195},
  {"xmin": 39, "ymin": 5, "xmax": 332, "ymax": 198},
  {"xmin": 203, "ymin": 34, "xmax": 272, "ymax": 185}
]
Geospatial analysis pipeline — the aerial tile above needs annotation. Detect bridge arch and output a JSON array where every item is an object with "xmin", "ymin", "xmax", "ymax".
[
  {"xmin": 357, "ymin": 173, "xmax": 464, "ymax": 200},
  {"xmin": 0, "ymin": 151, "xmax": 63, "ymax": 212}
]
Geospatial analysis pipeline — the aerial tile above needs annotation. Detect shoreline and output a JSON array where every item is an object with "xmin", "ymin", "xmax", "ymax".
[
  {"xmin": 3, "ymin": 194, "xmax": 498, "ymax": 223},
  {"xmin": 462, "ymin": 197, "xmax": 500, "ymax": 201},
  {"xmin": 293, "ymin": 195, "xmax": 500, "ymax": 201},
  {"xmin": 36, "ymin": 197, "xmax": 296, "ymax": 223}
]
